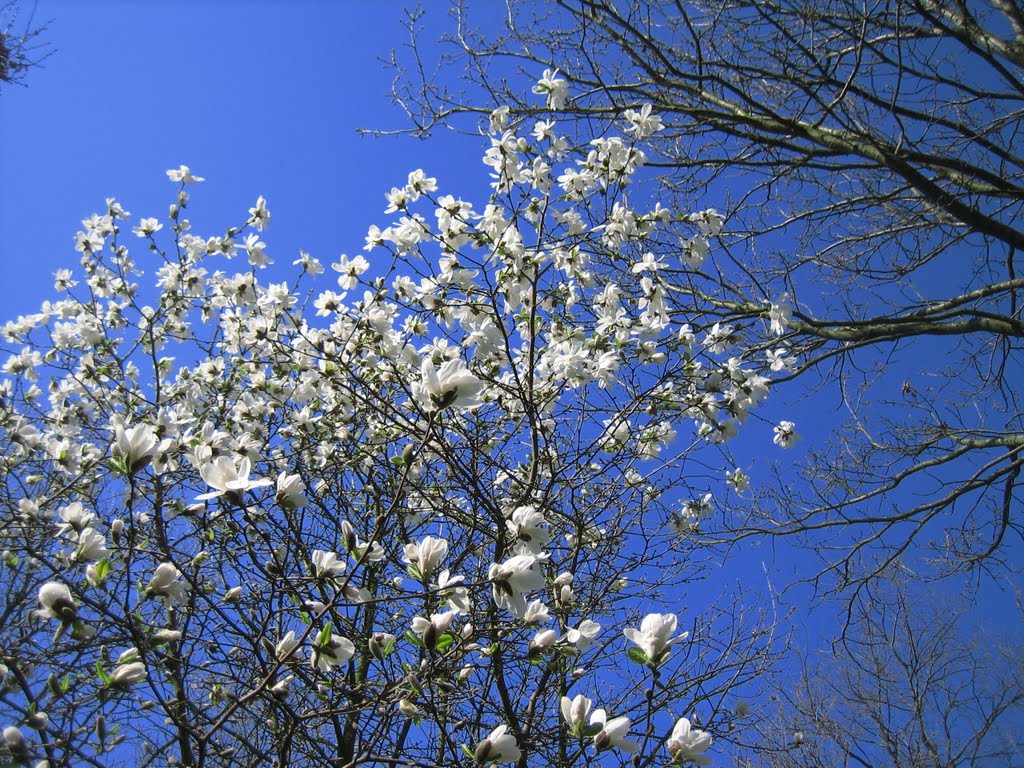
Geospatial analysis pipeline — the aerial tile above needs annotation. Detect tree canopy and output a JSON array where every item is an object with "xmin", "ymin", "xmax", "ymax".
[{"xmin": 393, "ymin": 0, "xmax": 1024, "ymax": 597}]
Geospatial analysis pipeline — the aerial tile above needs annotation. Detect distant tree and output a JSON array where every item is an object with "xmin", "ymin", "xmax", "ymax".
[
  {"xmin": 0, "ymin": 0, "xmax": 49, "ymax": 87},
  {"xmin": 392, "ymin": 0, "xmax": 1024, "ymax": 597},
  {"xmin": 747, "ymin": 574, "xmax": 1024, "ymax": 768}
]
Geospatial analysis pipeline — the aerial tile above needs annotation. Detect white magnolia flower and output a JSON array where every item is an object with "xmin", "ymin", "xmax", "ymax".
[
  {"xmin": 766, "ymin": 347, "xmax": 797, "ymax": 372},
  {"xmin": 73, "ymin": 528, "xmax": 109, "ymax": 563},
  {"xmin": 773, "ymin": 420, "xmax": 799, "ymax": 448},
  {"xmin": 528, "ymin": 628, "xmax": 558, "ymax": 654},
  {"xmin": 276, "ymin": 630, "xmax": 300, "ymax": 662},
  {"xmin": 667, "ymin": 717, "xmax": 713, "ymax": 766},
  {"xmin": 560, "ymin": 694, "xmax": 593, "ymax": 735},
  {"xmin": 108, "ymin": 660, "xmax": 147, "ymax": 689},
  {"xmin": 55, "ymin": 501, "xmax": 95, "ymax": 539},
  {"xmin": 475, "ymin": 724, "xmax": 521, "ymax": 764},
  {"xmin": 147, "ymin": 562, "xmax": 189, "ymax": 606},
  {"xmin": 521, "ymin": 599, "xmax": 551, "ymax": 625},
  {"xmin": 197, "ymin": 456, "xmax": 273, "ymax": 501},
  {"xmin": 403, "ymin": 536, "xmax": 448, "ymax": 581},
  {"xmin": 414, "ymin": 357, "xmax": 484, "ymax": 412},
  {"xmin": 489, "ymin": 553, "xmax": 546, "ymax": 617},
  {"xmin": 591, "ymin": 708, "xmax": 638, "ymax": 753},
  {"xmin": 166, "ymin": 165, "xmax": 204, "ymax": 184},
  {"xmin": 112, "ymin": 423, "xmax": 158, "ymax": 473},
  {"xmin": 311, "ymin": 629, "xmax": 355, "ymax": 672},
  {"xmin": 37, "ymin": 582, "xmax": 76, "ymax": 622},
  {"xmin": 623, "ymin": 613, "xmax": 686, "ymax": 667},
  {"xmin": 434, "ymin": 569, "xmax": 471, "ymax": 614},
  {"xmin": 566, "ymin": 619, "xmax": 601, "ymax": 651},
  {"xmin": 726, "ymin": 468, "xmax": 750, "ymax": 494},
  {"xmin": 623, "ymin": 104, "xmax": 665, "ymax": 138},
  {"xmin": 311, "ymin": 550, "xmax": 347, "ymax": 580},
  {"xmin": 411, "ymin": 611, "xmax": 455, "ymax": 648},
  {"xmin": 275, "ymin": 473, "xmax": 308, "ymax": 509},
  {"xmin": 533, "ymin": 68, "xmax": 569, "ymax": 110}
]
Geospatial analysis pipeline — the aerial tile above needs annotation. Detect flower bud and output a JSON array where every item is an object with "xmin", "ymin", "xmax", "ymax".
[
  {"xmin": 398, "ymin": 699, "xmax": 418, "ymax": 717},
  {"xmin": 474, "ymin": 738, "xmax": 493, "ymax": 763}
]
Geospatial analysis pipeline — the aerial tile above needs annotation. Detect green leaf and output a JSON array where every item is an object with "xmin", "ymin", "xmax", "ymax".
[
  {"xmin": 95, "ymin": 661, "xmax": 111, "ymax": 685},
  {"xmin": 316, "ymin": 623, "xmax": 333, "ymax": 646},
  {"xmin": 627, "ymin": 646, "xmax": 650, "ymax": 666},
  {"xmin": 434, "ymin": 633, "xmax": 454, "ymax": 652},
  {"xmin": 404, "ymin": 630, "xmax": 423, "ymax": 648}
]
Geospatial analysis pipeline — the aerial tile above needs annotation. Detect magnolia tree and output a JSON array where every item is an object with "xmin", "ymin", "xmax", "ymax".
[{"xmin": 0, "ymin": 79, "xmax": 791, "ymax": 768}]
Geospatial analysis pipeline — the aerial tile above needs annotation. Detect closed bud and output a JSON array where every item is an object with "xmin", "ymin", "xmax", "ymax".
[
  {"xmin": 423, "ymin": 622, "xmax": 438, "ymax": 650},
  {"xmin": 3, "ymin": 726, "xmax": 29, "ymax": 761},
  {"xmin": 26, "ymin": 712, "xmax": 47, "ymax": 731},
  {"xmin": 341, "ymin": 521, "xmax": 357, "ymax": 552},
  {"xmin": 474, "ymin": 738, "xmax": 493, "ymax": 763},
  {"xmin": 368, "ymin": 632, "xmax": 394, "ymax": 660},
  {"xmin": 95, "ymin": 715, "xmax": 106, "ymax": 744},
  {"xmin": 398, "ymin": 699, "xmax": 418, "ymax": 717}
]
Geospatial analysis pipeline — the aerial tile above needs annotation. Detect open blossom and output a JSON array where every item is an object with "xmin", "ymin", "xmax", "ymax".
[
  {"xmin": 73, "ymin": 528, "xmax": 109, "ymax": 563},
  {"xmin": 489, "ymin": 553, "xmax": 547, "ymax": 617},
  {"xmin": 132, "ymin": 217, "xmax": 163, "ymax": 237},
  {"xmin": 166, "ymin": 165, "xmax": 204, "ymax": 184},
  {"xmin": 434, "ymin": 569, "xmax": 471, "ymax": 614},
  {"xmin": 275, "ymin": 473, "xmax": 308, "ymax": 509},
  {"xmin": 311, "ymin": 550, "xmax": 347, "ymax": 580},
  {"xmin": 591, "ymin": 708, "xmax": 638, "ymax": 753},
  {"xmin": 55, "ymin": 501, "xmax": 96, "ymax": 539},
  {"xmin": 414, "ymin": 357, "xmax": 484, "ymax": 412},
  {"xmin": 623, "ymin": 104, "xmax": 665, "ymax": 138},
  {"xmin": 566, "ymin": 619, "xmax": 601, "ymax": 651},
  {"xmin": 624, "ymin": 613, "xmax": 686, "ymax": 667},
  {"xmin": 112, "ymin": 423, "xmax": 159, "ymax": 473},
  {"xmin": 147, "ymin": 562, "xmax": 189, "ymax": 606},
  {"xmin": 196, "ymin": 455, "xmax": 273, "ymax": 501},
  {"xmin": 311, "ymin": 628, "xmax": 355, "ymax": 672},
  {"xmin": 533, "ymin": 68, "xmax": 569, "ymax": 109},
  {"xmin": 667, "ymin": 717, "xmax": 713, "ymax": 766},
  {"xmin": 475, "ymin": 724, "xmax": 521, "ymax": 764},
  {"xmin": 773, "ymin": 420, "xmax": 799, "ymax": 448},
  {"xmin": 411, "ymin": 611, "xmax": 455, "ymax": 649},
  {"xmin": 766, "ymin": 347, "xmax": 797, "ymax": 372},
  {"xmin": 403, "ymin": 536, "xmax": 448, "ymax": 581},
  {"xmin": 37, "ymin": 582, "xmax": 76, "ymax": 622}
]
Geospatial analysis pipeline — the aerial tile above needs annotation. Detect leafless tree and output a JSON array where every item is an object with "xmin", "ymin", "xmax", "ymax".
[
  {"xmin": 0, "ymin": 0, "xmax": 50, "ymax": 87},
  {"xmin": 390, "ymin": 0, "xmax": 1024, "ymax": 597},
  {"xmin": 744, "ymin": 574, "xmax": 1024, "ymax": 768}
]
